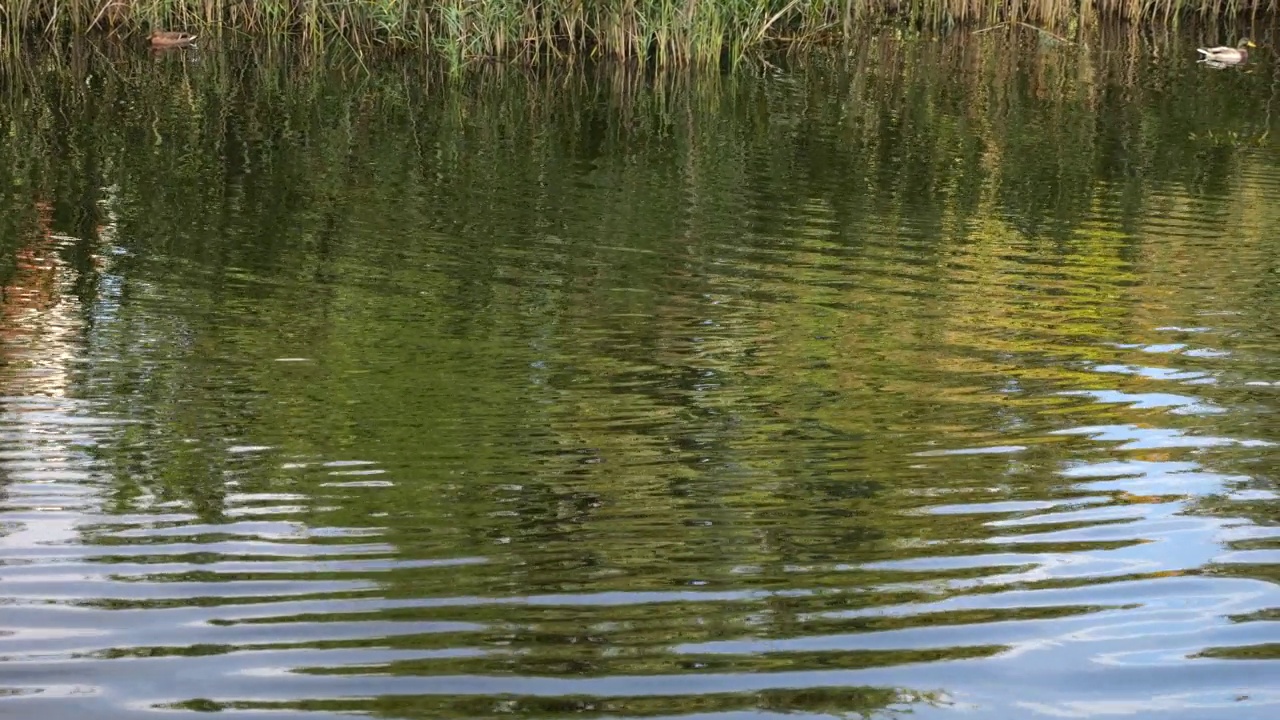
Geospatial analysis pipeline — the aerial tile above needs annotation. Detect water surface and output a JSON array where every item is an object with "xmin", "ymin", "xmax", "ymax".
[{"xmin": 3, "ymin": 30, "xmax": 1280, "ymax": 719}]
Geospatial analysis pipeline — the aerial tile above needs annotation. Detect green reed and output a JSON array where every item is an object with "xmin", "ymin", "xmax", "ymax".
[{"xmin": 0, "ymin": 0, "xmax": 1268, "ymax": 66}]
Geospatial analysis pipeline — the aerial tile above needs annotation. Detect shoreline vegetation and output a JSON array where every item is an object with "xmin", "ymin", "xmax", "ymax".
[
  {"xmin": 2, "ymin": 31, "xmax": 1273, "ymax": 235},
  {"xmin": 1, "ymin": 0, "xmax": 1273, "ymax": 66}
]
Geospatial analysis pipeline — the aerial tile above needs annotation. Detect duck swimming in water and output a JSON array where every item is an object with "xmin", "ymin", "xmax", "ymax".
[
  {"xmin": 149, "ymin": 31, "xmax": 198, "ymax": 49},
  {"xmin": 1196, "ymin": 38, "xmax": 1255, "ymax": 65}
]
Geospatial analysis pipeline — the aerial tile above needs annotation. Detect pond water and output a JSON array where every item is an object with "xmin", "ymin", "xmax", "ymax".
[{"xmin": 2, "ymin": 29, "xmax": 1280, "ymax": 720}]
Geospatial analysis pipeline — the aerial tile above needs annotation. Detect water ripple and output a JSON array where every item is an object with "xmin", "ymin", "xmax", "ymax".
[{"xmin": 4, "ymin": 35, "xmax": 1280, "ymax": 720}]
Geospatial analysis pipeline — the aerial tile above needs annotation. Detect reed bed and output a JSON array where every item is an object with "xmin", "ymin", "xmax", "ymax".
[{"xmin": 0, "ymin": 0, "xmax": 1275, "ymax": 66}]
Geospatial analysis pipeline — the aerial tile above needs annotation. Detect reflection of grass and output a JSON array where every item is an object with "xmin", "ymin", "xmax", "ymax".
[
  {"xmin": 3, "ymin": 29, "xmax": 1277, "ymax": 542},
  {"xmin": 1194, "ymin": 643, "xmax": 1280, "ymax": 660},
  {"xmin": 291, "ymin": 644, "xmax": 1005, "ymax": 677},
  {"xmin": 1188, "ymin": 129, "xmax": 1268, "ymax": 148},
  {"xmin": 210, "ymin": 686, "xmax": 950, "ymax": 719},
  {"xmin": 6, "ymin": 35, "xmax": 1280, "ymax": 718}
]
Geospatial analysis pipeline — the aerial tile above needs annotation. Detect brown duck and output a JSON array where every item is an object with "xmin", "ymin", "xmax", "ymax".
[
  {"xmin": 1196, "ymin": 38, "xmax": 1255, "ymax": 64},
  {"xmin": 149, "ymin": 31, "xmax": 197, "ymax": 49}
]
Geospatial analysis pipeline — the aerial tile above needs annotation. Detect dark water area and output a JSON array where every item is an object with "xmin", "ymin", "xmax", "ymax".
[{"xmin": 2, "ymin": 28, "xmax": 1280, "ymax": 719}]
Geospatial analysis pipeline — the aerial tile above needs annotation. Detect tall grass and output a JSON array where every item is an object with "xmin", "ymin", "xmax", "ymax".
[{"xmin": 0, "ymin": 0, "xmax": 1272, "ymax": 66}]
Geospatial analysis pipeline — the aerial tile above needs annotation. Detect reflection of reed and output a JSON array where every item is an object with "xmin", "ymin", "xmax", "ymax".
[{"xmin": 2, "ymin": 28, "xmax": 1280, "ymax": 720}]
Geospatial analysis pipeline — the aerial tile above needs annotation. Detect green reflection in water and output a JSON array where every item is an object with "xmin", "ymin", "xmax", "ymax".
[{"xmin": 2, "ymin": 27, "xmax": 1280, "ymax": 720}]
